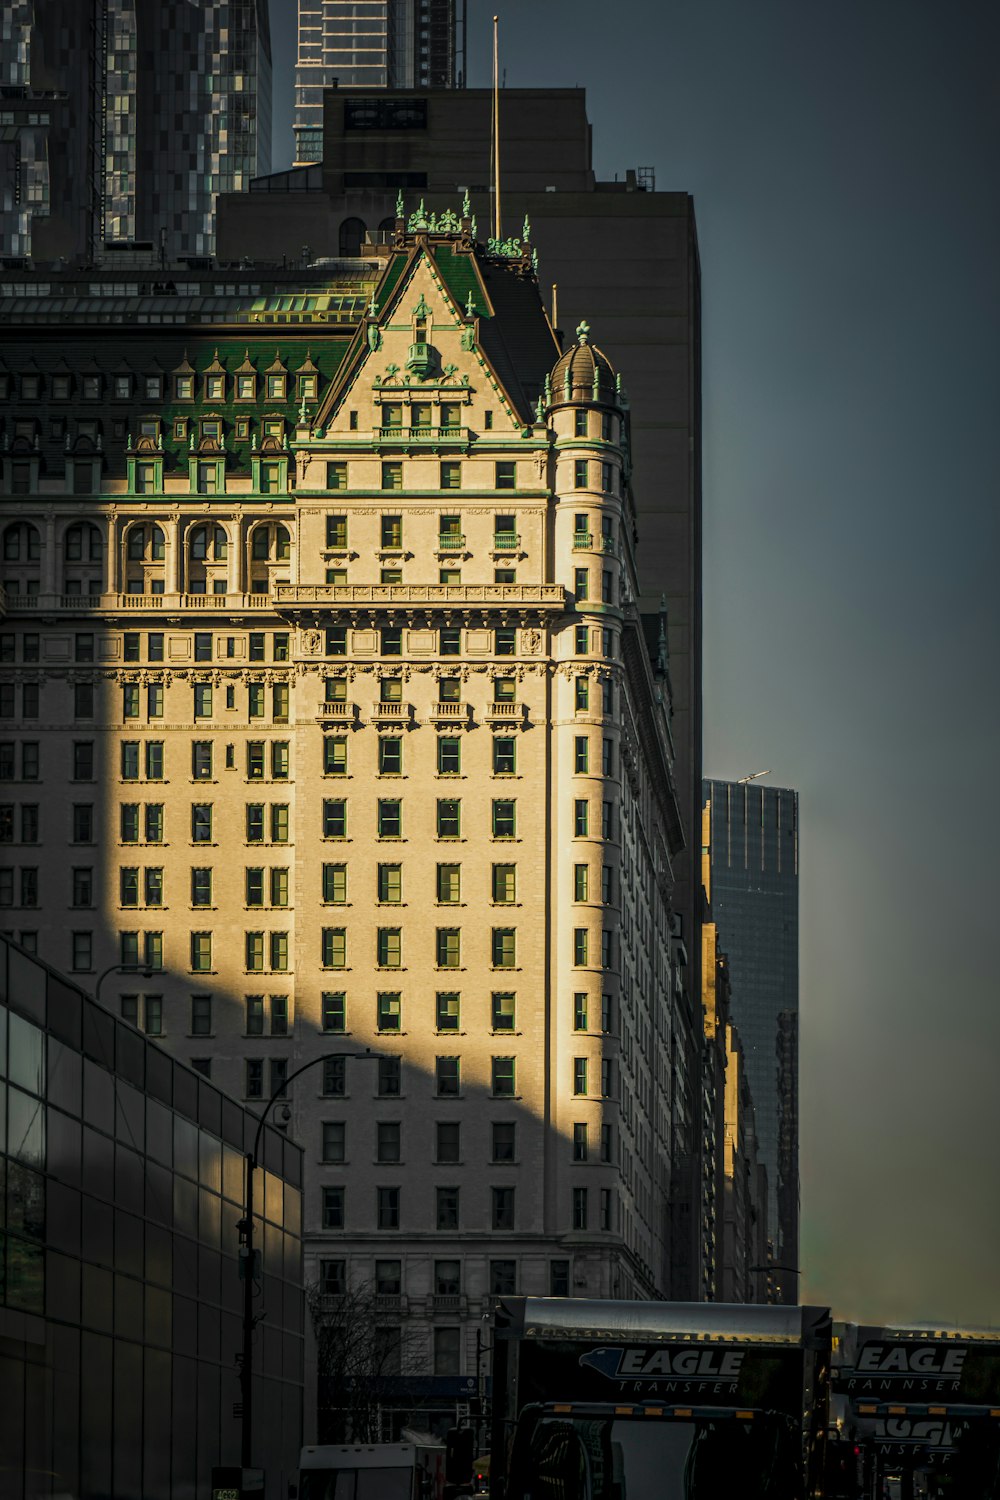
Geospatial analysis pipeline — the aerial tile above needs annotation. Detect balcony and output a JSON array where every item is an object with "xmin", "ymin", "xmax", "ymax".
[
  {"xmin": 374, "ymin": 1293, "xmax": 409, "ymax": 1317},
  {"xmin": 437, "ymin": 532, "xmax": 466, "ymax": 550},
  {"xmin": 572, "ymin": 532, "xmax": 593, "ymax": 549},
  {"xmin": 426, "ymin": 1293, "xmax": 468, "ymax": 1317},
  {"xmin": 2, "ymin": 591, "xmax": 276, "ymax": 613},
  {"xmin": 275, "ymin": 583, "xmax": 566, "ymax": 611},
  {"xmin": 370, "ymin": 700, "xmax": 413, "ymax": 724},
  {"xmin": 430, "ymin": 701, "xmax": 472, "ymax": 724},
  {"xmin": 316, "ymin": 700, "xmax": 358, "ymax": 725},
  {"xmin": 484, "ymin": 701, "xmax": 526, "ymax": 724},
  {"xmin": 375, "ymin": 424, "xmax": 470, "ymax": 446},
  {"xmin": 492, "ymin": 532, "xmax": 520, "ymax": 551}
]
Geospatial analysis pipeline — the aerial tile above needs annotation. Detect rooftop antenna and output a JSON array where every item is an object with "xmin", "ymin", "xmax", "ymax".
[
  {"xmin": 492, "ymin": 15, "xmax": 501, "ymax": 240},
  {"xmin": 737, "ymin": 770, "xmax": 772, "ymax": 784}
]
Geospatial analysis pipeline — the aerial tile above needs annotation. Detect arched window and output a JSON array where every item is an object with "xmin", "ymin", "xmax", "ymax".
[
  {"xmin": 3, "ymin": 523, "xmax": 40, "ymax": 562},
  {"xmin": 65, "ymin": 522, "xmax": 103, "ymax": 563},
  {"xmin": 339, "ymin": 217, "xmax": 367, "ymax": 257},
  {"xmin": 189, "ymin": 524, "xmax": 227, "ymax": 562},
  {"xmin": 378, "ymin": 216, "xmax": 396, "ymax": 233},
  {"xmin": 124, "ymin": 522, "xmax": 166, "ymax": 595},
  {"xmin": 248, "ymin": 522, "xmax": 293, "ymax": 593}
]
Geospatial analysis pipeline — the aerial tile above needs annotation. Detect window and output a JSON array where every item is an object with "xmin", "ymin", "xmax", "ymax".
[
  {"xmin": 121, "ymin": 742, "xmax": 139, "ymax": 781},
  {"xmin": 271, "ymin": 804, "xmax": 289, "ymax": 842},
  {"xmin": 492, "ymin": 864, "xmax": 516, "ymax": 904},
  {"xmin": 575, "ymin": 624, "xmax": 589, "ymax": 654},
  {"xmin": 192, "ymin": 804, "xmax": 213, "ymax": 843},
  {"xmin": 148, "ymin": 633, "xmax": 164, "ymax": 662},
  {"xmin": 492, "ymin": 928, "xmax": 516, "ymax": 968},
  {"xmin": 326, "ymin": 626, "xmax": 347, "ymax": 657},
  {"xmin": 322, "ymin": 1187, "xmax": 345, "ymax": 1230},
  {"xmin": 378, "ymin": 1056, "xmax": 401, "ymax": 1097},
  {"xmin": 574, "ymin": 736, "xmax": 590, "ymax": 774},
  {"xmin": 440, "ymin": 568, "xmax": 461, "ymax": 585},
  {"xmin": 378, "ymin": 736, "xmax": 402, "ymax": 774},
  {"xmin": 435, "ymin": 863, "xmax": 461, "ymax": 904},
  {"xmin": 435, "ymin": 1259, "xmax": 461, "ymax": 1297},
  {"xmin": 144, "ymin": 867, "xmax": 163, "ymax": 906},
  {"xmin": 574, "ymin": 410, "xmax": 589, "ymax": 438},
  {"xmin": 493, "ymin": 677, "xmax": 516, "ymax": 704},
  {"xmin": 436, "ymin": 1057, "xmax": 460, "ymax": 1097},
  {"xmin": 573, "ymin": 1123, "xmax": 588, "ymax": 1161},
  {"xmin": 601, "ymin": 1058, "xmax": 614, "ymax": 1099},
  {"xmin": 322, "ymin": 863, "xmax": 347, "ymax": 904},
  {"xmin": 192, "ymin": 741, "xmax": 213, "ymax": 780},
  {"xmin": 326, "ymin": 466, "xmax": 347, "ymax": 497},
  {"xmin": 322, "ymin": 1122, "xmax": 346, "ymax": 1163},
  {"xmin": 436, "ymin": 1187, "xmax": 459, "ymax": 1231},
  {"xmin": 574, "ymin": 864, "xmax": 589, "ymax": 902},
  {"xmin": 375, "ymin": 988, "xmax": 400, "ymax": 1030},
  {"xmin": 574, "ymin": 799, "xmax": 589, "ymax": 837},
  {"xmin": 272, "ymin": 742, "xmax": 290, "ymax": 780},
  {"xmin": 246, "ymin": 868, "xmax": 264, "ymax": 907},
  {"xmin": 436, "ymin": 928, "xmax": 460, "ymax": 969},
  {"xmin": 438, "ymin": 677, "xmax": 461, "ymax": 704},
  {"xmin": 573, "ymin": 1058, "xmax": 588, "ymax": 1095},
  {"xmin": 381, "ymin": 463, "xmax": 403, "ymax": 493},
  {"xmin": 436, "ymin": 1122, "xmax": 460, "ymax": 1163},
  {"xmin": 435, "ymin": 992, "xmax": 460, "ymax": 1032},
  {"xmin": 71, "ymin": 931, "xmax": 92, "ymax": 971},
  {"xmin": 549, "ymin": 1260, "xmax": 570, "ymax": 1298},
  {"xmin": 322, "ymin": 798, "xmax": 348, "ymax": 838},
  {"xmin": 270, "ymin": 933, "xmax": 288, "ymax": 971},
  {"xmin": 495, "ymin": 462, "xmax": 516, "ymax": 490},
  {"xmin": 572, "ymin": 1187, "xmax": 588, "ymax": 1231},
  {"xmin": 147, "ymin": 684, "xmax": 164, "ymax": 719},
  {"xmin": 602, "ymin": 801, "xmax": 614, "ymax": 840},
  {"xmin": 376, "ymin": 930, "xmax": 401, "ymax": 969},
  {"xmin": 602, "ymin": 569, "xmax": 613, "ymax": 604},
  {"xmin": 437, "ymin": 737, "xmax": 461, "ymax": 775},
  {"xmin": 600, "ymin": 1188, "xmax": 614, "ymax": 1231},
  {"xmin": 436, "ymin": 799, "xmax": 460, "ymax": 838},
  {"xmin": 377, "ymin": 1122, "xmax": 401, "ymax": 1164},
  {"xmin": 191, "ymin": 868, "xmax": 212, "ymax": 907},
  {"xmin": 493, "ymin": 737, "xmax": 516, "ymax": 775},
  {"xmin": 145, "ymin": 805, "xmax": 163, "ymax": 842},
  {"xmin": 574, "ymin": 929, "xmax": 589, "ymax": 966},
  {"xmin": 321, "ymin": 928, "xmax": 346, "ymax": 968},
  {"xmin": 323, "ymin": 1057, "xmax": 346, "ymax": 1096},
  {"xmin": 248, "ymin": 684, "xmax": 265, "ymax": 719},
  {"xmin": 377, "ymin": 799, "xmax": 401, "ymax": 838},
  {"xmin": 380, "ymin": 626, "xmax": 402, "ymax": 657},
  {"xmin": 601, "ymin": 993, "xmax": 614, "ymax": 1034},
  {"xmin": 575, "ymin": 567, "xmax": 589, "ymax": 600},
  {"xmin": 321, "ymin": 993, "xmax": 346, "ymax": 1033},
  {"xmin": 319, "ymin": 1259, "xmax": 346, "ymax": 1296},
  {"xmin": 492, "ymin": 799, "xmax": 516, "ymax": 838},
  {"xmin": 246, "ymin": 804, "xmax": 264, "ymax": 843},
  {"xmin": 380, "ymin": 677, "xmax": 402, "ymax": 703},
  {"xmin": 440, "ymin": 461, "xmax": 461, "ymax": 490},
  {"xmin": 601, "ymin": 1123, "xmax": 613, "ymax": 1162},
  {"xmin": 191, "ymin": 995, "xmax": 212, "ymax": 1036},
  {"xmin": 492, "ymin": 1187, "xmax": 515, "ymax": 1230},
  {"xmin": 439, "ymin": 626, "xmax": 461, "ymax": 656},
  {"xmin": 575, "ymin": 676, "xmax": 590, "ymax": 711},
  {"xmin": 72, "ymin": 868, "xmax": 93, "ymax": 907},
  {"xmin": 245, "ymin": 933, "xmax": 264, "ymax": 972},
  {"xmin": 118, "ymin": 805, "xmax": 138, "ymax": 844},
  {"xmin": 495, "ymin": 626, "xmax": 516, "ymax": 657},
  {"xmin": 245, "ymin": 1058, "xmax": 264, "ymax": 1098},
  {"xmin": 193, "ymin": 684, "xmax": 213, "ymax": 720},
  {"xmin": 323, "ymin": 737, "xmax": 347, "ymax": 775},
  {"xmin": 574, "ymin": 458, "xmax": 589, "ymax": 488},
  {"xmin": 492, "ymin": 1057, "xmax": 516, "ymax": 1097},
  {"xmin": 492, "ymin": 992, "xmax": 516, "ymax": 1032}
]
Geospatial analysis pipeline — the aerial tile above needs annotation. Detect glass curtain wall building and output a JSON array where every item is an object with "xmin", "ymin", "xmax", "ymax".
[
  {"xmin": 0, "ymin": 937, "xmax": 304, "ymax": 1500},
  {"xmin": 703, "ymin": 779, "xmax": 799, "ymax": 1302},
  {"xmin": 293, "ymin": 1, "xmax": 464, "ymax": 165}
]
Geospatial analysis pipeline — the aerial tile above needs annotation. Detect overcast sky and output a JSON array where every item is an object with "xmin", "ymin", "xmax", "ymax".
[{"xmin": 267, "ymin": 0, "xmax": 1000, "ymax": 1325}]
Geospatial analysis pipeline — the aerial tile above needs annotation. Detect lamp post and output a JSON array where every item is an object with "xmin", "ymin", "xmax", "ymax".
[
  {"xmin": 239, "ymin": 1049, "xmax": 372, "ymax": 1472},
  {"xmin": 93, "ymin": 962, "xmax": 156, "ymax": 1006}
]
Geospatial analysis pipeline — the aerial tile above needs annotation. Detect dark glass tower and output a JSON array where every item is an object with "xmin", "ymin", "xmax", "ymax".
[{"xmin": 703, "ymin": 778, "xmax": 799, "ymax": 1301}]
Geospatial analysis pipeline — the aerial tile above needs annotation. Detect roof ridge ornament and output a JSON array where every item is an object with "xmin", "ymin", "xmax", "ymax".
[
  {"xmin": 396, "ymin": 189, "xmax": 405, "ymax": 220},
  {"xmin": 462, "ymin": 189, "xmax": 472, "ymax": 219},
  {"xmin": 576, "ymin": 320, "xmax": 590, "ymax": 345}
]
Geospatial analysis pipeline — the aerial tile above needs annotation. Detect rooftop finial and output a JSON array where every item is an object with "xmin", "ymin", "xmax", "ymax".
[
  {"xmin": 462, "ymin": 189, "xmax": 472, "ymax": 219},
  {"xmin": 465, "ymin": 290, "xmax": 475, "ymax": 319},
  {"xmin": 299, "ymin": 392, "xmax": 308, "ymax": 423},
  {"xmin": 576, "ymin": 319, "xmax": 590, "ymax": 344},
  {"xmin": 369, "ymin": 292, "xmax": 377, "ymax": 317},
  {"xmin": 522, "ymin": 214, "xmax": 531, "ymax": 242},
  {"xmin": 395, "ymin": 189, "xmax": 404, "ymax": 219}
]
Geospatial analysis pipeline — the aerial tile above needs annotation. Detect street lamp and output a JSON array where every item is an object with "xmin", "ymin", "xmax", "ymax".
[
  {"xmin": 238, "ymin": 1048, "xmax": 373, "ymax": 1472},
  {"xmin": 93, "ymin": 962, "xmax": 156, "ymax": 1006}
]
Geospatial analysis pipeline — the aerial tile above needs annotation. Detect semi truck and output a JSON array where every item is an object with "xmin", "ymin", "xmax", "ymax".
[
  {"xmin": 297, "ymin": 1438, "xmax": 446, "ymax": 1500},
  {"xmin": 489, "ymin": 1296, "xmax": 832, "ymax": 1499},
  {"xmin": 832, "ymin": 1324, "xmax": 1000, "ymax": 1498}
]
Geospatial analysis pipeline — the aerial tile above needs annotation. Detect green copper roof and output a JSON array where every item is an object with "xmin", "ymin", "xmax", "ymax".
[{"xmin": 431, "ymin": 246, "xmax": 490, "ymax": 318}]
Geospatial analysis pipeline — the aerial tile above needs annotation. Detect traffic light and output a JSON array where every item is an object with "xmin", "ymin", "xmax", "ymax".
[{"xmin": 445, "ymin": 1426, "xmax": 475, "ymax": 1486}]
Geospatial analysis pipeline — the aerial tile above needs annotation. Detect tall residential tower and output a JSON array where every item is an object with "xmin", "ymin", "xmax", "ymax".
[{"xmin": 703, "ymin": 778, "xmax": 800, "ymax": 1302}]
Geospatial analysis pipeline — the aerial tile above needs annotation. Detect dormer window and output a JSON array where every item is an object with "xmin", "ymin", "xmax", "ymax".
[
  {"xmin": 266, "ymin": 372, "xmax": 286, "ymax": 400},
  {"xmin": 114, "ymin": 374, "xmax": 132, "ymax": 399},
  {"xmin": 262, "ymin": 418, "xmax": 284, "ymax": 440},
  {"xmin": 235, "ymin": 417, "xmax": 250, "ymax": 440},
  {"xmin": 52, "ymin": 375, "xmax": 71, "ymax": 401},
  {"xmin": 145, "ymin": 374, "xmax": 163, "ymax": 400},
  {"xmin": 297, "ymin": 372, "xmax": 318, "ymax": 401},
  {"xmin": 173, "ymin": 418, "xmax": 188, "ymax": 440},
  {"xmin": 138, "ymin": 419, "xmax": 160, "ymax": 441},
  {"xmin": 236, "ymin": 373, "xmax": 255, "ymax": 400},
  {"xmin": 175, "ymin": 374, "xmax": 194, "ymax": 400},
  {"xmin": 135, "ymin": 462, "xmax": 159, "ymax": 494},
  {"xmin": 205, "ymin": 373, "xmax": 225, "ymax": 401},
  {"xmin": 201, "ymin": 419, "xmax": 222, "ymax": 443},
  {"xmin": 21, "ymin": 375, "xmax": 40, "ymax": 401},
  {"xmin": 83, "ymin": 375, "xmax": 101, "ymax": 400}
]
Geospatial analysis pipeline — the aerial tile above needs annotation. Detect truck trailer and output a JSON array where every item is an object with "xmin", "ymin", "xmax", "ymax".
[{"xmin": 489, "ymin": 1296, "xmax": 832, "ymax": 1499}]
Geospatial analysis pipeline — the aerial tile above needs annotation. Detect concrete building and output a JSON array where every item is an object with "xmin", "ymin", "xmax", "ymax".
[
  {"xmin": 720, "ymin": 1022, "xmax": 768, "ymax": 1304},
  {"xmin": 0, "ymin": 0, "xmax": 272, "ymax": 262},
  {"xmin": 294, "ymin": 2, "xmax": 466, "ymax": 166},
  {"xmin": 220, "ymin": 85, "xmax": 706, "ymax": 1294},
  {"xmin": 703, "ymin": 778, "xmax": 800, "ymax": 1303},
  {"xmin": 0, "ymin": 214, "xmax": 691, "ymax": 1429},
  {"xmin": 0, "ymin": 936, "xmax": 304, "ymax": 1500}
]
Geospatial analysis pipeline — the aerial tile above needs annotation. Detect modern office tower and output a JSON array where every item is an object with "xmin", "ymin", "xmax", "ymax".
[
  {"xmin": 0, "ymin": 937, "xmax": 304, "ymax": 1500},
  {"xmin": 294, "ymin": 1, "xmax": 465, "ymax": 165},
  {"xmin": 703, "ymin": 778, "xmax": 800, "ymax": 1303},
  {"xmin": 0, "ymin": 0, "xmax": 272, "ymax": 262},
  {"xmin": 0, "ymin": 214, "xmax": 690, "ymax": 1431},
  {"xmin": 223, "ymin": 87, "xmax": 705, "ymax": 1289}
]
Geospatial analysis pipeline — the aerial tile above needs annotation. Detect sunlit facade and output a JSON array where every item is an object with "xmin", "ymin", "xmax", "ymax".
[{"xmin": 0, "ymin": 219, "xmax": 690, "ymax": 1428}]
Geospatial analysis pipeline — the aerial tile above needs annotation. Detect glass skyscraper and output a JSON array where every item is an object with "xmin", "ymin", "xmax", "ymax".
[
  {"xmin": 703, "ymin": 778, "xmax": 799, "ymax": 1301},
  {"xmin": 293, "ymin": 0, "xmax": 464, "ymax": 165},
  {"xmin": 0, "ymin": 0, "xmax": 272, "ymax": 261}
]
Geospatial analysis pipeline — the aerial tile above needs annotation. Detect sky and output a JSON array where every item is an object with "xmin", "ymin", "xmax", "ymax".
[{"xmin": 266, "ymin": 0, "xmax": 1000, "ymax": 1325}]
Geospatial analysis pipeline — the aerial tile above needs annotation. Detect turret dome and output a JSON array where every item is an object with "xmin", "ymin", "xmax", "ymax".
[{"xmin": 549, "ymin": 320, "xmax": 618, "ymax": 405}]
